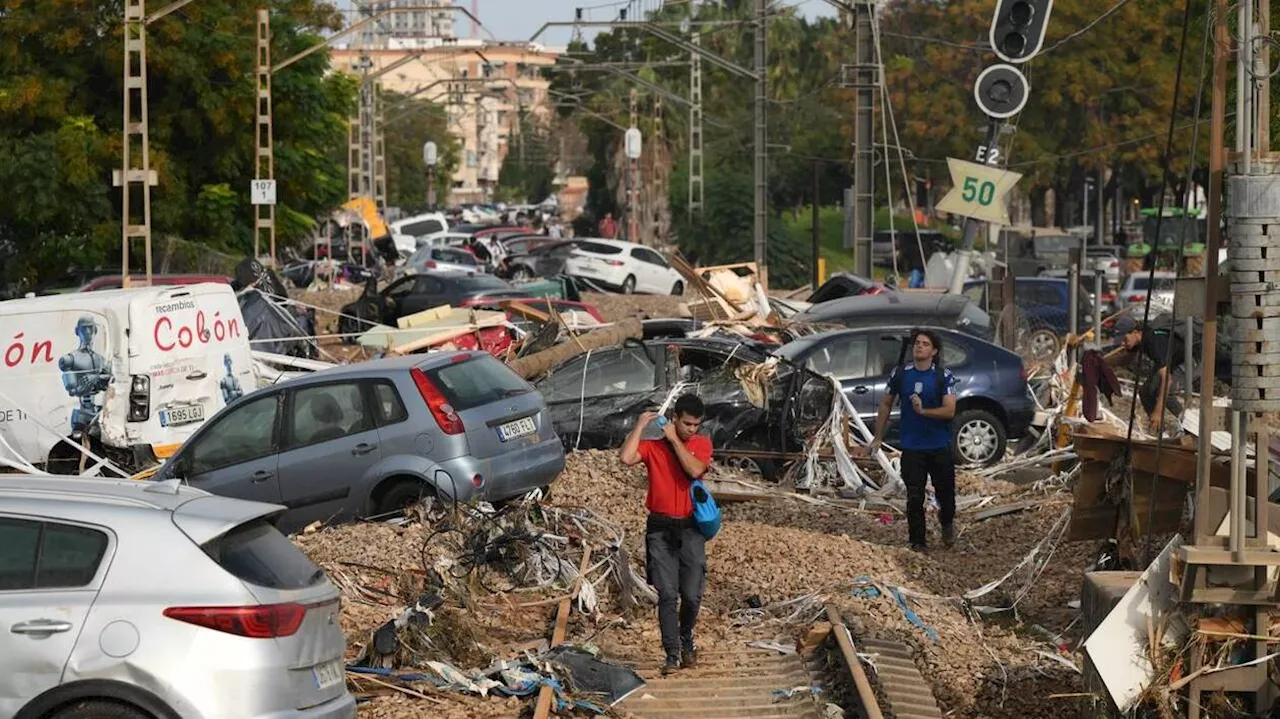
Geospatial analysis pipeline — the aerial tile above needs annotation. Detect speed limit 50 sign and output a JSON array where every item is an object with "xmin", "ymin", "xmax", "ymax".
[{"xmin": 934, "ymin": 158, "xmax": 1021, "ymax": 226}]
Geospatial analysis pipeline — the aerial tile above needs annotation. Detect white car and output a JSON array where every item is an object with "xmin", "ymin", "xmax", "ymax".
[
  {"xmin": 1117, "ymin": 271, "xmax": 1177, "ymax": 314},
  {"xmin": 416, "ymin": 231, "xmax": 473, "ymax": 249},
  {"xmin": 563, "ymin": 238, "xmax": 684, "ymax": 295},
  {"xmin": 389, "ymin": 212, "xmax": 450, "ymax": 257},
  {"xmin": 402, "ymin": 245, "xmax": 483, "ymax": 276},
  {"xmin": 0, "ymin": 475, "xmax": 355, "ymax": 719}
]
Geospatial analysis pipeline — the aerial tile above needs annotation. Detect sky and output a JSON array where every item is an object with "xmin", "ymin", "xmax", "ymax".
[{"xmin": 336, "ymin": 1, "xmax": 835, "ymax": 47}]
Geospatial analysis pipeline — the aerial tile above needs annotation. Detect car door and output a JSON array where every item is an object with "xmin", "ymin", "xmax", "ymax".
[
  {"xmin": 803, "ymin": 333, "xmax": 877, "ymax": 424},
  {"xmin": 535, "ymin": 344, "xmax": 664, "ymax": 449},
  {"xmin": 397, "ymin": 275, "xmax": 447, "ymax": 317},
  {"xmin": 180, "ymin": 392, "xmax": 283, "ymax": 506},
  {"xmin": 274, "ymin": 380, "xmax": 382, "ymax": 533},
  {"xmin": 0, "ymin": 517, "xmax": 110, "ymax": 717}
]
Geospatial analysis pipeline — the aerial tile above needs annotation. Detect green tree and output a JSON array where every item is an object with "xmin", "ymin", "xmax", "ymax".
[
  {"xmin": 0, "ymin": 0, "xmax": 356, "ymax": 290},
  {"xmin": 496, "ymin": 110, "xmax": 555, "ymax": 204},
  {"xmin": 381, "ymin": 91, "xmax": 459, "ymax": 214}
]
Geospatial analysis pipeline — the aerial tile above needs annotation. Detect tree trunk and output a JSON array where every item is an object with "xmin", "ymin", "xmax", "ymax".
[{"xmin": 508, "ymin": 317, "xmax": 644, "ymax": 379}]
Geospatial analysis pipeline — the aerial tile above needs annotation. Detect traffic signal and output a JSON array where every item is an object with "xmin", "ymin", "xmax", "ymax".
[
  {"xmin": 989, "ymin": 0, "xmax": 1054, "ymax": 64},
  {"xmin": 974, "ymin": 64, "xmax": 1029, "ymax": 119}
]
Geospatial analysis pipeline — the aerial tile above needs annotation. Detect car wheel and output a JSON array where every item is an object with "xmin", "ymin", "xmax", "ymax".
[
  {"xmin": 671, "ymin": 281, "xmax": 684, "ymax": 296},
  {"xmin": 1025, "ymin": 329, "xmax": 1060, "ymax": 361},
  {"xmin": 621, "ymin": 275, "xmax": 636, "ymax": 294},
  {"xmin": 952, "ymin": 409, "xmax": 1006, "ymax": 467},
  {"xmin": 373, "ymin": 479, "xmax": 432, "ymax": 517},
  {"xmin": 50, "ymin": 701, "xmax": 150, "ymax": 719}
]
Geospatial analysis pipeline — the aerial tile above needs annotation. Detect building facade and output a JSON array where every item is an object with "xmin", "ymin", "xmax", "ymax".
[{"xmin": 333, "ymin": 39, "xmax": 559, "ymax": 205}]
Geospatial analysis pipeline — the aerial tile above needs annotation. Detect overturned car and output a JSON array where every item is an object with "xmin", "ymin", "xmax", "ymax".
[{"xmin": 531, "ymin": 335, "xmax": 833, "ymax": 480}]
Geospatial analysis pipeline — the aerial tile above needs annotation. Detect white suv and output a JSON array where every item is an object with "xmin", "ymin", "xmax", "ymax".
[
  {"xmin": 0, "ymin": 476, "xmax": 354, "ymax": 719},
  {"xmin": 563, "ymin": 238, "xmax": 684, "ymax": 295}
]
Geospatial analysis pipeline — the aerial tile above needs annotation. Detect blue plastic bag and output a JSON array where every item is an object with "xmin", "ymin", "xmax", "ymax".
[{"xmin": 690, "ymin": 480, "xmax": 721, "ymax": 540}]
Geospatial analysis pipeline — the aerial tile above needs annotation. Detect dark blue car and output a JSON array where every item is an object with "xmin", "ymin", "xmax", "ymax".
[{"xmin": 775, "ymin": 326, "xmax": 1036, "ymax": 466}]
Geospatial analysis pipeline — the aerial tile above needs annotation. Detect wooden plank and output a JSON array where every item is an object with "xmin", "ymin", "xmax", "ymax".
[
  {"xmin": 533, "ymin": 545, "xmax": 594, "ymax": 719},
  {"xmin": 501, "ymin": 300, "xmax": 552, "ymax": 324},
  {"xmin": 824, "ymin": 605, "xmax": 884, "ymax": 719},
  {"xmin": 508, "ymin": 317, "xmax": 642, "ymax": 379}
]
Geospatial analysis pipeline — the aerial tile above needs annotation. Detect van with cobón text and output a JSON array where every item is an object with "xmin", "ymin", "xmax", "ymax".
[{"xmin": 0, "ymin": 283, "xmax": 255, "ymax": 473}]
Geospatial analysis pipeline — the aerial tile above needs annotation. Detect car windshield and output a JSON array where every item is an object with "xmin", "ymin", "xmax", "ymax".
[
  {"xmin": 1034, "ymin": 235, "xmax": 1076, "ymax": 253},
  {"xmin": 457, "ymin": 275, "xmax": 512, "ymax": 290},
  {"xmin": 425, "ymin": 355, "xmax": 532, "ymax": 410},
  {"xmin": 1133, "ymin": 276, "xmax": 1177, "ymax": 291},
  {"xmin": 576, "ymin": 241, "xmax": 622, "ymax": 255},
  {"xmin": 774, "ymin": 336, "xmax": 823, "ymax": 362}
]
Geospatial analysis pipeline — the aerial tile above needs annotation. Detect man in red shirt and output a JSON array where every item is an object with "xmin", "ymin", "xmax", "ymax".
[{"xmin": 620, "ymin": 394, "xmax": 713, "ymax": 675}]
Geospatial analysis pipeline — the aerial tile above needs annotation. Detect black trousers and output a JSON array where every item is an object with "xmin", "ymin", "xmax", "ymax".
[
  {"xmin": 900, "ymin": 448, "xmax": 956, "ymax": 547},
  {"xmin": 645, "ymin": 513, "xmax": 707, "ymax": 658}
]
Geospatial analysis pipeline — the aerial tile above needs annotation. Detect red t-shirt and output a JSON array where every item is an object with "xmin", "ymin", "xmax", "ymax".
[{"xmin": 638, "ymin": 435, "xmax": 714, "ymax": 518}]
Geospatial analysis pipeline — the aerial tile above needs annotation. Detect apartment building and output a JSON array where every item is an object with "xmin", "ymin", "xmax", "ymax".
[{"xmin": 333, "ymin": 39, "xmax": 559, "ymax": 204}]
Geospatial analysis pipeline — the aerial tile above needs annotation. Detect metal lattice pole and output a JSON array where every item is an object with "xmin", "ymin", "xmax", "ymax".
[
  {"xmin": 753, "ymin": 0, "xmax": 768, "ymax": 289},
  {"xmin": 255, "ymin": 8, "xmax": 276, "ymax": 265},
  {"xmin": 689, "ymin": 30, "xmax": 704, "ymax": 219},
  {"xmin": 629, "ymin": 87, "xmax": 639, "ymax": 243},
  {"xmin": 119, "ymin": 0, "xmax": 155, "ymax": 287},
  {"xmin": 373, "ymin": 82, "xmax": 388, "ymax": 214}
]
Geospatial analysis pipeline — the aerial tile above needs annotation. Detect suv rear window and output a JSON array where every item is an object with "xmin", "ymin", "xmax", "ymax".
[
  {"xmin": 425, "ymin": 355, "xmax": 532, "ymax": 411},
  {"xmin": 203, "ymin": 520, "xmax": 324, "ymax": 590},
  {"xmin": 576, "ymin": 241, "xmax": 622, "ymax": 255}
]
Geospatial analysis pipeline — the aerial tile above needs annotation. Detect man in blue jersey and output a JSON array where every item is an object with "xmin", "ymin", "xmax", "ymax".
[{"xmin": 865, "ymin": 328, "xmax": 957, "ymax": 552}]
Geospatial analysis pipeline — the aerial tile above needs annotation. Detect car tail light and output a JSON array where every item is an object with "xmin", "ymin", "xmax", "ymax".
[
  {"xmin": 128, "ymin": 374, "xmax": 150, "ymax": 422},
  {"xmin": 1109, "ymin": 260, "xmax": 1119, "ymax": 268},
  {"xmin": 1128, "ymin": 294, "xmax": 1145, "ymax": 302},
  {"xmin": 426, "ymin": 260, "xmax": 438, "ymax": 269},
  {"xmin": 472, "ymin": 473, "xmax": 484, "ymax": 488},
  {"xmin": 603, "ymin": 259, "xmax": 623, "ymax": 267},
  {"xmin": 163, "ymin": 603, "xmax": 306, "ymax": 638},
  {"xmin": 411, "ymin": 366, "xmax": 465, "ymax": 434}
]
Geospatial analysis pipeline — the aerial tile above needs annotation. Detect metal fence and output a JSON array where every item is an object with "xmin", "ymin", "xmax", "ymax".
[{"xmin": 151, "ymin": 236, "xmax": 243, "ymax": 277}]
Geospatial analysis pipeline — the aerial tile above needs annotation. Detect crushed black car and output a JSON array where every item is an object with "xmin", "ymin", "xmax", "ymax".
[{"xmin": 531, "ymin": 336, "xmax": 834, "ymax": 480}]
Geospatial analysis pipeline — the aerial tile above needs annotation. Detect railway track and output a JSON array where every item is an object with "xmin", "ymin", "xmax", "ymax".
[{"xmin": 620, "ymin": 605, "xmax": 942, "ymax": 719}]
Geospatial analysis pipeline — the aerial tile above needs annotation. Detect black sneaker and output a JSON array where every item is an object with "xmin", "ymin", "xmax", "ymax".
[
  {"xmin": 661, "ymin": 655, "xmax": 681, "ymax": 676},
  {"xmin": 941, "ymin": 524, "xmax": 956, "ymax": 548},
  {"xmin": 910, "ymin": 543, "xmax": 927, "ymax": 553},
  {"xmin": 681, "ymin": 643, "xmax": 698, "ymax": 669}
]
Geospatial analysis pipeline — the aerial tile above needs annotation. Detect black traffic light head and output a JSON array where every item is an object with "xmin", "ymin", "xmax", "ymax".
[{"xmin": 989, "ymin": 0, "xmax": 1054, "ymax": 64}]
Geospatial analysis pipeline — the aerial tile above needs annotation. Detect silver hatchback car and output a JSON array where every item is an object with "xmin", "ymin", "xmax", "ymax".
[
  {"xmin": 153, "ymin": 352, "xmax": 566, "ymax": 534},
  {"xmin": 0, "ymin": 475, "xmax": 355, "ymax": 719}
]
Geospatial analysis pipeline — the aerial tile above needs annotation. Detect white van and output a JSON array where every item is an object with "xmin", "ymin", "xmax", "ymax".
[{"xmin": 0, "ymin": 283, "xmax": 255, "ymax": 473}]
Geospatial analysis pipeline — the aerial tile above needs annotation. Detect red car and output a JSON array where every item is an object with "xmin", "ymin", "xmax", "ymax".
[{"xmin": 79, "ymin": 274, "xmax": 232, "ymax": 292}]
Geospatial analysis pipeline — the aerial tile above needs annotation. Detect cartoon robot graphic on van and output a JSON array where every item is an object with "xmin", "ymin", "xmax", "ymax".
[
  {"xmin": 58, "ymin": 316, "xmax": 112, "ymax": 436},
  {"xmin": 220, "ymin": 353, "xmax": 244, "ymax": 403}
]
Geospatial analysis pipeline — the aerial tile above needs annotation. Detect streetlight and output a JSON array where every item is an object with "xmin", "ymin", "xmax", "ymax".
[{"xmin": 423, "ymin": 141, "xmax": 438, "ymax": 208}]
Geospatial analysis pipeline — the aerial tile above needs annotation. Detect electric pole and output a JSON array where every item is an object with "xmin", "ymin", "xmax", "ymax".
[
  {"xmin": 629, "ymin": 87, "xmax": 639, "ymax": 243},
  {"xmin": 118, "ymin": 0, "xmax": 157, "ymax": 287},
  {"xmin": 689, "ymin": 30, "xmax": 704, "ymax": 219},
  {"xmin": 753, "ymin": 0, "xmax": 768, "ymax": 289},
  {"xmin": 653, "ymin": 95, "xmax": 664, "ymax": 244},
  {"xmin": 254, "ymin": 8, "xmax": 276, "ymax": 265},
  {"xmin": 847, "ymin": 0, "xmax": 876, "ymax": 278}
]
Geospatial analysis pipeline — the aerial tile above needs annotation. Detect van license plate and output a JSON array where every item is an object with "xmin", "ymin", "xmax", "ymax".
[
  {"xmin": 159, "ymin": 404, "xmax": 205, "ymax": 427},
  {"xmin": 312, "ymin": 659, "xmax": 344, "ymax": 690},
  {"xmin": 497, "ymin": 417, "xmax": 537, "ymax": 442}
]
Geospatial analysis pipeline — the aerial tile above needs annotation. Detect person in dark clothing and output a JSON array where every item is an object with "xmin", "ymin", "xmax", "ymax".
[
  {"xmin": 468, "ymin": 238, "xmax": 491, "ymax": 266},
  {"xmin": 620, "ymin": 394, "xmax": 713, "ymax": 676},
  {"xmin": 861, "ymin": 328, "xmax": 957, "ymax": 552},
  {"xmin": 1111, "ymin": 316, "xmax": 1185, "ymax": 433}
]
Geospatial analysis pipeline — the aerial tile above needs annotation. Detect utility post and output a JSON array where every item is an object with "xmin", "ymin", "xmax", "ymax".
[
  {"xmin": 628, "ymin": 87, "xmax": 640, "ymax": 243},
  {"xmin": 753, "ymin": 0, "xmax": 769, "ymax": 289},
  {"xmin": 253, "ymin": 8, "xmax": 276, "ymax": 265},
  {"xmin": 689, "ymin": 30, "xmax": 705, "ymax": 219},
  {"xmin": 845, "ymin": 0, "xmax": 876, "ymax": 278},
  {"xmin": 653, "ymin": 95, "xmax": 664, "ymax": 244},
  {"xmin": 373, "ymin": 83, "xmax": 388, "ymax": 214},
  {"xmin": 118, "ymin": 0, "xmax": 156, "ymax": 287},
  {"xmin": 944, "ymin": 0, "xmax": 1048, "ymax": 294}
]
